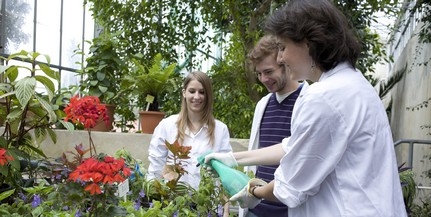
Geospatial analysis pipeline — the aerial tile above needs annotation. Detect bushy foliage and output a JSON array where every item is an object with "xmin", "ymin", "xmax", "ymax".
[
  {"xmin": 0, "ymin": 137, "xmax": 232, "ymax": 216},
  {"xmin": 412, "ymin": 0, "xmax": 431, "ymax": 43},
  {"xmin": 410, "ymin": 197, "xmax": 431, "ymax": 217},
  {"xmin": 85, "ymin": 0, "xmax": 404, "ymax": 137}
]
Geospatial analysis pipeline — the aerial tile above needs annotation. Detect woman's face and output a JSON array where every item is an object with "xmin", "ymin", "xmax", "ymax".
[
  {"xmin": 183, "ymin": 79, "xmax": 206, "ymax": 113},
  {"xmin": 278, "ymin": 38, "xmax": 317, "ymax": 81}
]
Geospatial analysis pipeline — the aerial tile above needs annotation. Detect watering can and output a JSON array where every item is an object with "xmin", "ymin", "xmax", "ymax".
[{"xmin": 197, "ymin": 153, "xmax": 250, "ymax": 197}]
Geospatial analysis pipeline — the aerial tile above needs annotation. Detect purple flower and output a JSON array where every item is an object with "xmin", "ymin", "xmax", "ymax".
[
  {"xmin": 31, "ymin": 194, "xmax": 41, "ymax": 208},
  {"xmin": 139, "ymin": 189, "xmax": 146, "ymax": 198},
  {"xmin": 173, "ymin": 211, "xmax": 178, "ymax": 217},
  {"xmin": 77, "ymin": 179, "xmax": 86, "ymax": 186},
  {"xmin": 62, "ymin": 167, "xmax": 71, "ymax": 176},
  {"xmin": 149, "ymin": 202, "xmax": 153, "ymax": 208},
  {"xmin": 75, "ymin": 144, "xmax": 85, "ymax": 152},
  {"xmin": 134, "ymin": 200, "xmax": 141, "ymax": 210},
  {"xmin": 75, "ymin": 209, "xmax": 82, "ymax": 217},
  {"xmin": 217, "ymin": 204, "xmax": 223, "ymax": 217},
  {"xmin": 54, "ymin": 174, "xmax": 62, "ymax": 180},
  {"xmin": 18, "ymin": 192, "xmax": 27, "ymax": 201}
]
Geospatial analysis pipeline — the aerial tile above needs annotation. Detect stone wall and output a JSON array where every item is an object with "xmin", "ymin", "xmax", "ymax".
[
  {"xmin": 386, "ymin": 21, "xmax": 431, "ymax": 199},
  {"xmin": 38, "ymin": 129, "xmax": 249, "ymax": 169}
]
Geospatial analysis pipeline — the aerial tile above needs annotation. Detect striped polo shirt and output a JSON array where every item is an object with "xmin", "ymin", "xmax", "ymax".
[
  {"xmin": 250, "ymin": 85, "xmax": 302, "ymax": 216},
  {"xmin": 255, "ymin": 85, "xmax": 302, "ymax": 182}
]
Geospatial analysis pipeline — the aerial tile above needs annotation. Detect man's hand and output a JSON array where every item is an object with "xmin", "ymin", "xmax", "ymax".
[
  {"xmin": 204, "ymin": 152, "xmax": 238, "ymax": 167},
  {"xmin": 229, "ymin": 178, "xmax": 267, "ymax": 209}
]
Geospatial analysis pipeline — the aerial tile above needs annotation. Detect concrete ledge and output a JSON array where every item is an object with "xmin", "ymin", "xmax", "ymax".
[{"xmin": 38, "ymin": 130, "xmax": 249, "ymax": 168}]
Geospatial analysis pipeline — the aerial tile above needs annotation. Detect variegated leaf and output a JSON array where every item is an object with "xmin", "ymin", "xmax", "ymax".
[{"xmin": 15, "ymin": 77, "xmax": 36, "ymax": 107}]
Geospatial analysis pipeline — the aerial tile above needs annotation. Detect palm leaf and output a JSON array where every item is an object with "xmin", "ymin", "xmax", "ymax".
[{"xmin": 378, "ymin": 64, "xmax": 407, "ymax": 98}]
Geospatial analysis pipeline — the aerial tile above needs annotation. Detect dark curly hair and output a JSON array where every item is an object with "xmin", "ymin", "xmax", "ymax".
[{"xmin": 264, "ymin": 0, "xmax": 361, "ymax": 71}]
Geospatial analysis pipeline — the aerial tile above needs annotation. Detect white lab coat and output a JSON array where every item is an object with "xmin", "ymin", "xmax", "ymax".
[
  {"xmin": 147, "ymin": 114, "xmax": 232, "ymax": 189},
  {"xmin": 274, "ymin": 62, "xmax": 407, "ymax": 217}
]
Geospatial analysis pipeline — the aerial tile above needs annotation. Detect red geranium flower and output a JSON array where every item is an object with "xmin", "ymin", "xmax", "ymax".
[
  {"xmin": 64, "ymin": 96, "xmax": 109, "ymax": 129},
  {"xmin": 0, "ymin": 148, "xmax": 14, "ymax": 166},
  {"xmin": 68, "ymin": 155, "xmax": 132, "ymax": 195}
]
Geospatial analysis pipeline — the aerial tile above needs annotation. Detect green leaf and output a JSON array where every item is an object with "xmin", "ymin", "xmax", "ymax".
[
  {"xmin": 47, "ymin": 128, "xmax": 57, "ymax": 144},
  {"xmin": 98, "ymin": 85, "xmax": 108, "ymax": 93},
  {"xmin": 34, "ymin": 95, "xmax": 57, "ymax": 123},
  {"xmin": 31, "ymin": 206, "xmax": 43, "ymax": 217},
  {"xmin": 6, "ymin": 150, "xmax": 21, "ymax": 171},
  {"xmin": 8, "ymin": 50, "xmax": 28, "ymax": 60},
  {"xmin": 0, "ymin": 91, "xmax": 15, "ymax": 99},
  {"xmin": 0, "ymin": 137, "xmax": 7, "ymax": 149},
  {"xmin": 38, "ymin": 63, "xmax": 58, "ymax": 80},
  {"xmin": 35, "ymin": 75, "xmax": 56, "ymax": 98},
  {"xmin": 0, "ymin": 164, "xmax": 8, "ymax": 177},
  {"xmin": 5, "ymin": 66, "xmax": 18, "ymax": 82},
  {"xmin": 0, "ymin": 83, "xmax": 11, "ymax": 93},
  {"xmin": 30, "ymin": 51, "xmax": 40, "ymax": 60},
  {"xmin": 96, "ymin": 71, "xmax": 106, "ymax": 81},
  {"xmin": 0, "ymin": 189, "xmax": 15, "ymax": 201},
  {"xmin": 15, "ymin": 77, "xmax": 36, "ymax": 107},
  {"xmin": 24, "ymin": 143, "xmax": 47, "ymax": 158},
  {"xmin": 6, "ymin": 109, "xmax": 23, "ymax": 122},
  {"xmin": 90, "ymin": 80, "xmax": 99, "ymax": 86},
  {"xmin": 41, "ymin": 53, "xmax": 51, "ymax": 64},
  {"xmin": 58, "ymin": 120, "xmax": 75, "ymax": 131},
  {"xmin": 34, "ymin": 128, "xmax": 47, "ymax": 144}
]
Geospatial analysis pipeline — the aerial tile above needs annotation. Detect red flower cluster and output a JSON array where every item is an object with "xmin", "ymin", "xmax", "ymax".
[
  {"xmin": 64, "ymin": 96, "xmax": 109, "ymax": 129},
  {"xmin": 0, "ymin": 148, "xmax": 13, "ymax": 166},
  {"xmin": 68, "ymin": 156, "xmax": 132, "ymax": 195}
]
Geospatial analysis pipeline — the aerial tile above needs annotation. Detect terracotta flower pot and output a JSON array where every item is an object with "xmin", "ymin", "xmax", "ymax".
[{"xmin": 139, "ymin": 111, "xmax": 165, "ymax": 134}]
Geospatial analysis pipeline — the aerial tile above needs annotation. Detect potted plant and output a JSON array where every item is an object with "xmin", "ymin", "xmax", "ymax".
[
  {"xmin": 120, "ymin": 53, "xmax": 176, "ymax": 134},
  {"xmin": 75, "ymin": 31, "xmax": 125, "ymax": 132},
  {"xmin": 0, "ymin": 50, "xmax": 73, "ymax": 202}
]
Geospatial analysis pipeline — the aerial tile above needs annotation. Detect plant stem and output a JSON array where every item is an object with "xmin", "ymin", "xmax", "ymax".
[{"xmin": 87, "ymin": 130, "xmax": 97, "ymax": 157}]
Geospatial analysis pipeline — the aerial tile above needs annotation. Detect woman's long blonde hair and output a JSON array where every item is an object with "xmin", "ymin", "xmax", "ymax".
[{"xmin": 176, "ymin": 71, "xmax": 215, "ymax": 146}]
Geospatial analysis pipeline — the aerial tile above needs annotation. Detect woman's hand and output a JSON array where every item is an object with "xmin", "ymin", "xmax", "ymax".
[
  {"xmin": 229, "ymin": 178, "xmax": 267, "ymax": 209},
  {"xmin": 204, "ymin": 152, "xmax": 238, "ymax": 167}
]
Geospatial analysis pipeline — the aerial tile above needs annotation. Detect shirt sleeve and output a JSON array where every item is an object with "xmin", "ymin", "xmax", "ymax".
[
  {"xmin": 146, "ymin": 118, "xmax": 169, "ymax": 180},
  {"xmin": 216, "ymin": 121, "xmax": 233, "ymax": 153},
  {"xmin": 273, "ymin": 93, "xmax": 348, "ymax": 208}
]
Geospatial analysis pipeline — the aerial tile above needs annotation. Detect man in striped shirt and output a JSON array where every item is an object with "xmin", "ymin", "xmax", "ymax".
[{"xmin": 243, "ymin": 35, "xmax": 308, "ymax": 217}]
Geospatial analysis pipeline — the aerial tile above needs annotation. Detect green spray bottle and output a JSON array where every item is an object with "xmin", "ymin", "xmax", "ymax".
[{"xmin": 197, "ymin": 153, "xmax": 250, "ymax": 197}]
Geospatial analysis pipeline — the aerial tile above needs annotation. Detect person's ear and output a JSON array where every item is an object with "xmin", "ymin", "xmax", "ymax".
[
  {"xmin": 306, "ymin": 41, "xmax": 310, "ymax": 48},
  {"xmin": 182, "ymin": 89, "xmax": 186, "ymax": 98},
  {"xmin": 277, "ymin": 51, "xmax": 285, "ymax": 65}
]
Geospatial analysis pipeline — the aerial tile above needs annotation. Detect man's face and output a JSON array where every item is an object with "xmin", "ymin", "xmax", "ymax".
[{"xmin": 255, "ymin": 55, "xmax": 288, "ymax": 93}]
